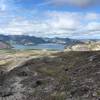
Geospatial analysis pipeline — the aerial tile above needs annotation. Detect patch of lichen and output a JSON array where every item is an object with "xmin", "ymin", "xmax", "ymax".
[
  {"xmin": 36, "ymin": 67, "xmax": 61, "ymax": 77},
  {"xmin": 96, "ymin": 90, "xmax": 100, "ymax": 96},
  {"xmin": 49, "ymin": 92, "xmax": 66, "ymax": 100}
]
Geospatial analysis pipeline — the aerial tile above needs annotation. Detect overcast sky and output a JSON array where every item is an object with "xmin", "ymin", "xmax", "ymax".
[{"xmin": 0, "ymin": 0, "xmax": 100, "ymax": 39}]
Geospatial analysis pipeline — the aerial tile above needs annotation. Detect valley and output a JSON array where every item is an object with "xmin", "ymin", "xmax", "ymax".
[{"xmin": 0, "ymin": 0, "xmax": 100, "ymax": 99}]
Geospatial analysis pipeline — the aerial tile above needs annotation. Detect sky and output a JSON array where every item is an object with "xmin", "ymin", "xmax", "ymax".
[{"xmin": 0, "ymin": 0, "xmax": 100, "ymax": 39}]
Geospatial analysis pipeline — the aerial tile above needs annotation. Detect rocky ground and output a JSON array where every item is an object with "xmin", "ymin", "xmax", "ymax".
[
  {"xmin": 65, "ymin": 42, "xmax": 100, "ymax": 51},
  {"xmin": 0, "ymin": 50, "xmax": 100, "ymax": 100}
]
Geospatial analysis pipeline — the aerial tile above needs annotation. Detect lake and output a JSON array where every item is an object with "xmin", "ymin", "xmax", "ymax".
[{"xmin": 12, "ymin": 43, "xmax": 65, "ymax": 51}]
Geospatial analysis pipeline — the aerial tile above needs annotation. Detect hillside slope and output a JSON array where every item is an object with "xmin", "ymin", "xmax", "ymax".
[
  {"xmin": 65, "ymin": 42, "xmax": 100, "ymax": 51},
  {"xmin": 0, "ymin": 41, "xmax": 10, "ymax": 49},
  {"xmin": 0, "ymin": 51, "xmax": 100, "ymax": 100}
]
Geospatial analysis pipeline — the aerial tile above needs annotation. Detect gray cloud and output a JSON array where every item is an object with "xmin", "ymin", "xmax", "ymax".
[{"xmin": 44, "ymin": 0, "xmax": 99, "ymax": 8}]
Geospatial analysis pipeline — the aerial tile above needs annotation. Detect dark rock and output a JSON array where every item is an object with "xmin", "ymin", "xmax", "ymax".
[
  {"xmin": 36, "ymin": 80, "xmax": 42, "ymax": 86},
  {"xmin": 17, "ymin": 71, "xmax": 28, "ymax": 77}
]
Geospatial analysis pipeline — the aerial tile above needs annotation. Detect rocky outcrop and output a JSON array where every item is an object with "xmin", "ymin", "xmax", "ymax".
[
  {"xmin": 0, "ymin": 51, "xmax": 100, "ymax": 100},
  {"xmin": 65, "ymin": 42, "xmax": 100, "ymax": 51}
]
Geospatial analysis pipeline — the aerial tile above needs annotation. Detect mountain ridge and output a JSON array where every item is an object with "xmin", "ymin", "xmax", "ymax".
[{"xmin": 0, "ymin": 34, "xmax": 82, "ymax": 46}]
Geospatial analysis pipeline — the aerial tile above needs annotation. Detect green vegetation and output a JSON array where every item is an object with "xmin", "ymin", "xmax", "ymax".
[
  {"xmin": 0, "ymin": 60, "xmax": 12, "ymax": 66},
  {"xmin": 50, "ymin": 92, "xmax": 66, "ymax": 100}
]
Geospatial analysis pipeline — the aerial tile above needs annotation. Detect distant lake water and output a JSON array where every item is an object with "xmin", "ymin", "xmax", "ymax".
[{"xmin": 12, "ymin": 43, "xmax": 65, "ymax": 51}]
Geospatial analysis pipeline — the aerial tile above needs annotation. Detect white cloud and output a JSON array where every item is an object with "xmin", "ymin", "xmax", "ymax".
[
  {"xmin": 46, "ymin": 11, "xmax": 81, "ymax": 30},
  {"xmin": 86, "ymin": 22, "xmax": 100, "ymax": 31},
  {"xmin": 85, "ymin": 13, "xmax": 100, "ymax": 21},
  {"xmin": 0, "ymin": 11, "xmax": 81, "ymax": 37},
  {"xmin": 0, "ymin": 11, "xmax": 100, "ymax": 38}
]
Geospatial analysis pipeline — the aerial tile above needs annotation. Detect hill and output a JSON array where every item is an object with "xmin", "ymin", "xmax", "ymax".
[
  {"xmin": 0, "ymin": 51, "xmax": 100, "ymax": 100},
  {"xmin": 65, "ymin": 41, "xmax": 100, "ymax": 51},
  {"xmin": 0, "ymin": 41, "xmax": 10, "ymax": 49}
]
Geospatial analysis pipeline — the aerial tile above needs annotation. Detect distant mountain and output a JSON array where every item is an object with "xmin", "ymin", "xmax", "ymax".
[
  {"xmin": 10, "ymin": 35, "xmax": 46, "ymax": 45},
  {"xmin": 0, "ymin": 34, "xmax": 82, "ymax": 46},
  {"xmin": 43, "ymin": 37, "xmax": 83, "ymax": 45},
  {"xmin": 0, "ymin": 35, "xmax": 46, "ymax": 45},
  {"xmin": 0, "ymin": 34, "xmax": 10, "ymax": 42}
]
